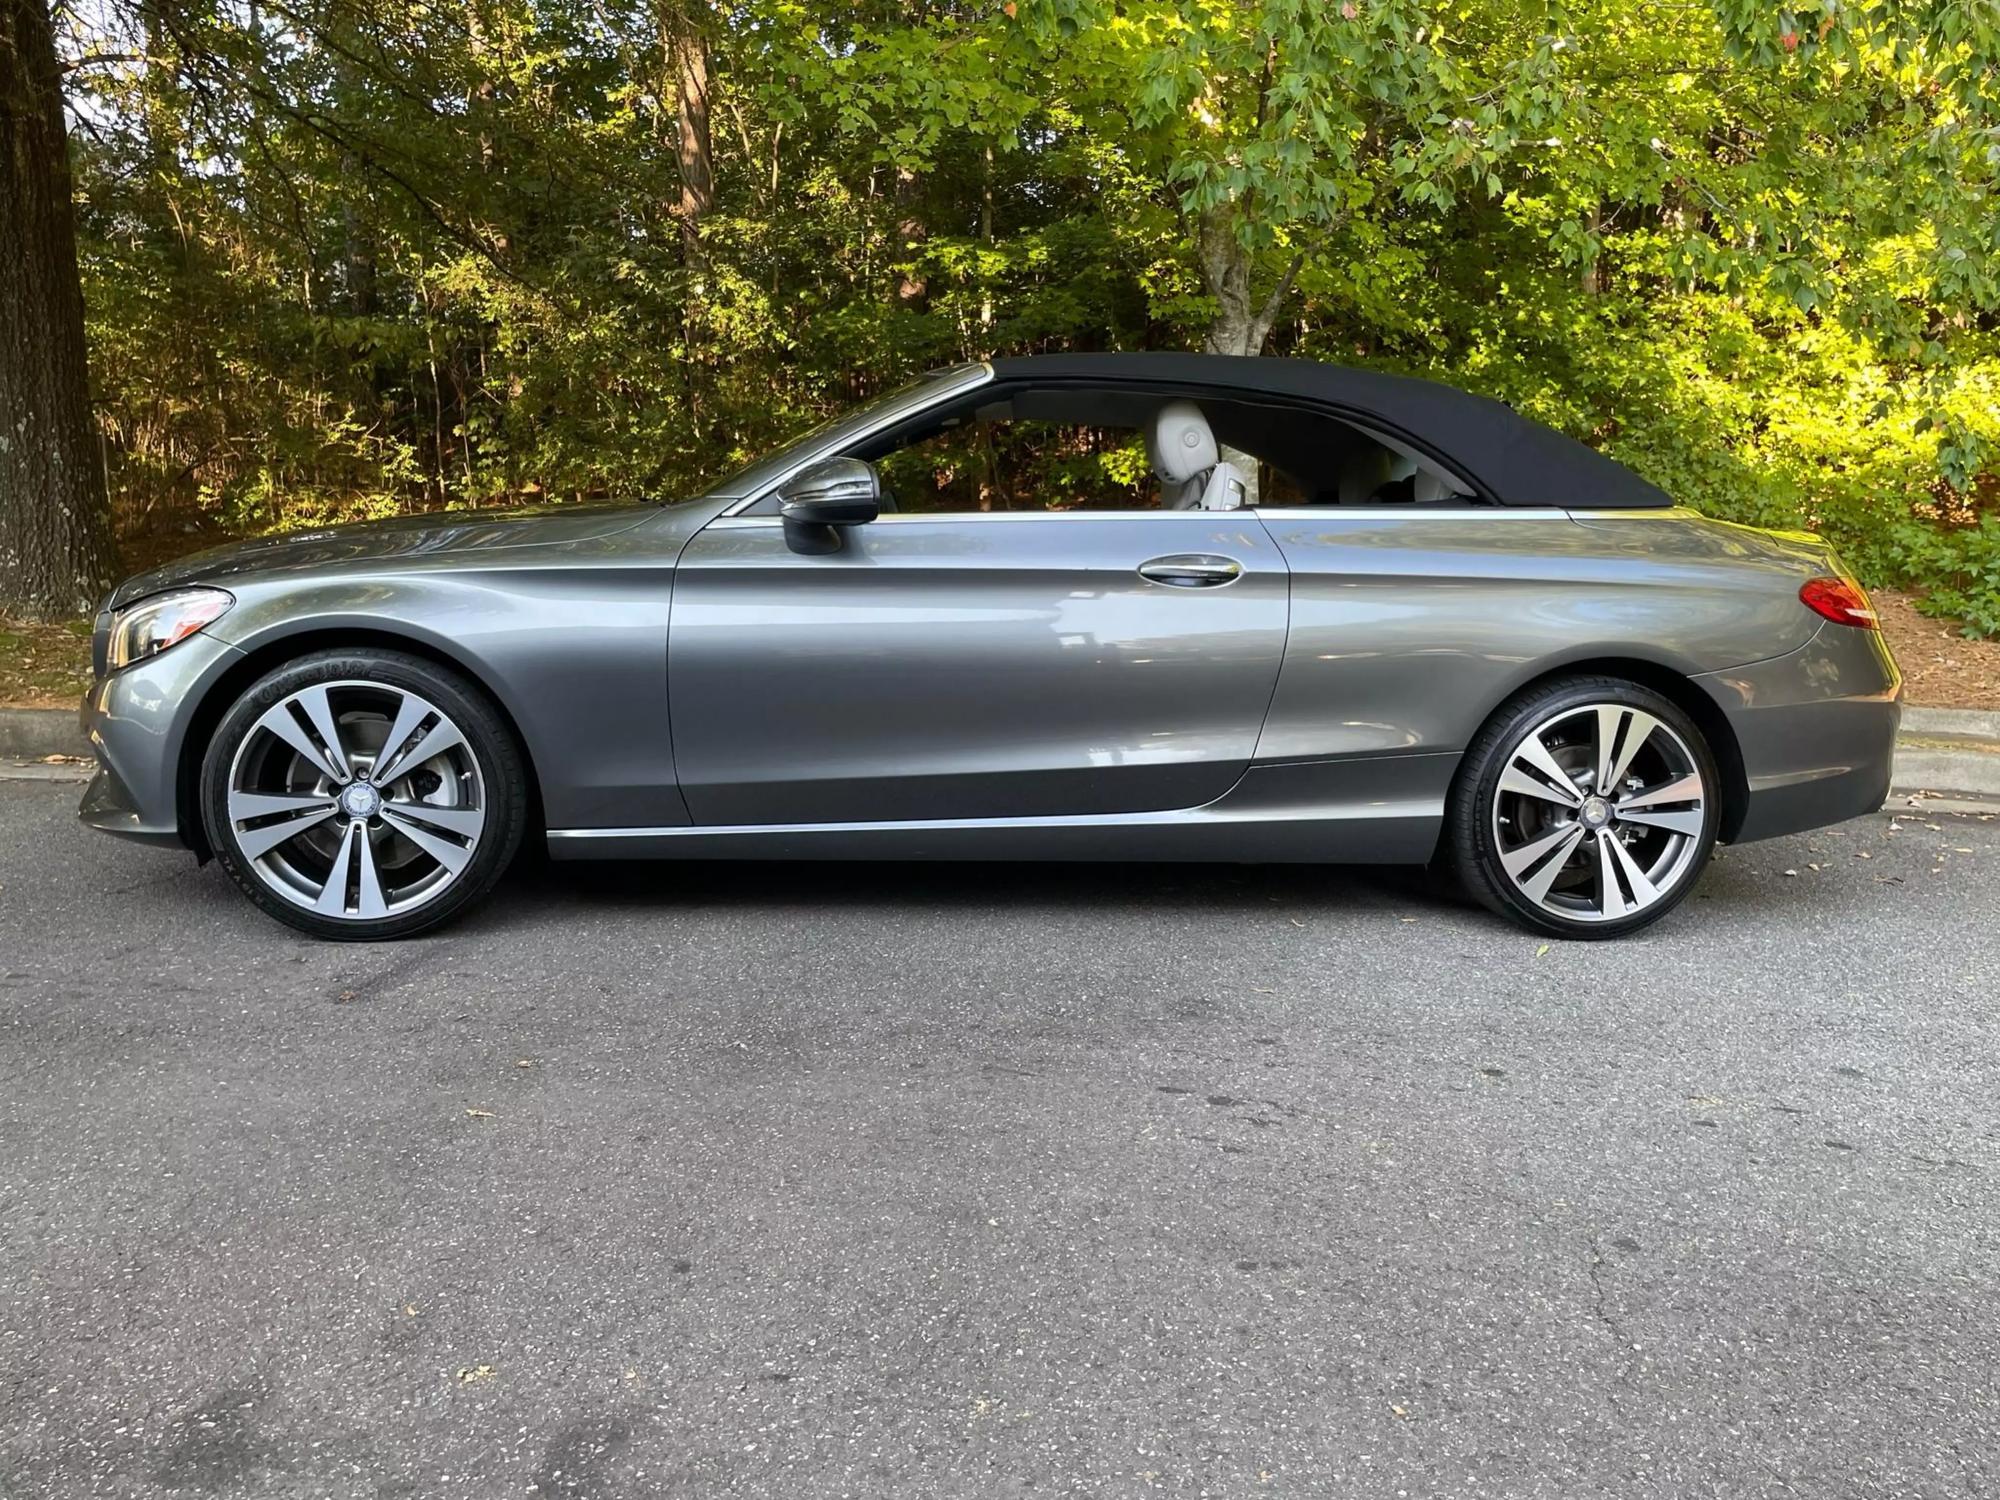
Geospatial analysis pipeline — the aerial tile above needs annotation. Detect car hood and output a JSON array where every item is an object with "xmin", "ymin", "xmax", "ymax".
[{"xmin": 108, "ymin": 502, "xmax": 659, "ymax": 609}]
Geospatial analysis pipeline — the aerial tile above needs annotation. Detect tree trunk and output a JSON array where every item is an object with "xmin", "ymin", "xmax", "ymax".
[
  {"xmin": 1198, "ymin": 204, "xmax": 1258, "ymax": 358},
  {"xmin": 0, "ymin": 0, "xmax": 114, "ymax": 619},
  {"xmin": 465, "ymin": 0, "xmax": 507, "ymax": 252},
  {"xmin": 977, "ymin": 142, "xmax": 994, "ymax": 342},
  {"xmin": 668, "ymin": 4, "xmax": 713, "ymax": 252},
  {"xmin": 340, "ymin": 152, "xmax": 377, "ymax": 316},
  {"xmin": 1195, "ymin": 201, "xmax": 1300, "ymax": 506},
  {"xmin": 894, "ymin": 165, "xmax": 927, "ymax": 308},
  {"xmin": 1196, "ymin": 201, "xmax": 1296, "ymax": 357}
]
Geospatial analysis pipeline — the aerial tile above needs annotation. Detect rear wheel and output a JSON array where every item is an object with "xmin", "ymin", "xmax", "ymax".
[
  {"xmin": 200, "ymin": 650, "xmax": 527, "ymax": 940},
  {"xmin": 1448, "ymin": 676, "xmax": 1718, "ymax": 939}
]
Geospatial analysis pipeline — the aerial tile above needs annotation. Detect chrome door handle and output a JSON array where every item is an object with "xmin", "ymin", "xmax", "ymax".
[{"xmin": 1137, "ymin": 554, "xmax": 1244, "ymax": 588}]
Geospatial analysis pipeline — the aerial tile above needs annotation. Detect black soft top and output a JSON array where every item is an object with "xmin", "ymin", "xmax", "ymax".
[{"xmin": 985, "ymin": 353, "xmax": 1670, "ymax": 510}]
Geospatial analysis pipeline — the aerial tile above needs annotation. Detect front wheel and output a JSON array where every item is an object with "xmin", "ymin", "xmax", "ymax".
[
  {"xmin": 200, "ymin": 649, "xmax": 527, "ymax": 940},
  {"xmin": 1447, "ymin": 676, "xmax": 1719, "ymax": 940}
]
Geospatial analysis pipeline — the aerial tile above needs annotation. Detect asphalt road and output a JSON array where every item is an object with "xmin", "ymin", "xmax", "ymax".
[{"xmin": 2, "ymin": 778, "xmax": 1997, "ymax": 1499}]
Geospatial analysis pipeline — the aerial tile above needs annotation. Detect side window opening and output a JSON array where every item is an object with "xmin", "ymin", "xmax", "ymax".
[
  {"xmin": 1198, "ymin": 398, "xmax": 1479, "ymax": 508},
  {"xmin": 872, "ymin": 415, "xmax": 1154, "ymax": 514},
  {"xmin": 748, "ymin": 382, "xmax": 1484, "ymax": 516}
]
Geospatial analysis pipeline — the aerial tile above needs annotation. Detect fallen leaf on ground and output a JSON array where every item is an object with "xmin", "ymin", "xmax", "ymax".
[
  {"xmin": 455, "ymin": 1365, "xmax": 495, "ymax": 1384},
  {"xmin": 465, "ymin": 1107, "xmax": 495, "ymax": 1119}
]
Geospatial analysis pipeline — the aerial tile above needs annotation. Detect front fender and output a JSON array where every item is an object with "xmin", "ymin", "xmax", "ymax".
[
  {"xmin": 78, "ymin": 629, "xmax": 247, "ymax": 847},
  {"xmin": 207, "ymin": 568, "xmax": 689, "ymax": 831}
]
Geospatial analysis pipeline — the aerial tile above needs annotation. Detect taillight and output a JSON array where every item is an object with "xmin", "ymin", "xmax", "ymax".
[{"xmin": 1799, "ymin": 576, "xmax": 1879, "ymax": 629}]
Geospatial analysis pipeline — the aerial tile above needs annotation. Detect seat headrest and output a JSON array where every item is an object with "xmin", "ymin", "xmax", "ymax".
[
  {"xmin": 1339, "ymin": 446, "xmax": 1394, "ymax": 507},
  {"xmin": 1411, "ymin": 469, "xmax": 1451, "ymax": 504},
  {"xmin": 1146, "ymin": 400, "xmax": 1219, "ymax": 486}
]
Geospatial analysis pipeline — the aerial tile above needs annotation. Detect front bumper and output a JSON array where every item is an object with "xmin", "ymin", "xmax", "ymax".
[
  {"xmin": 77, "ymin": 631, "xmax": 246, "ymax": 849},
  {"xmin": 1696, "ymin": 622, "xmax": 1902, "ymax": 844}
]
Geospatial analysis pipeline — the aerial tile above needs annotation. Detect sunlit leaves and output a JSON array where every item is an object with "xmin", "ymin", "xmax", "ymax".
[{"xmin": 52, "ymin": 0, "xmax": 2000, "ymax": 630}]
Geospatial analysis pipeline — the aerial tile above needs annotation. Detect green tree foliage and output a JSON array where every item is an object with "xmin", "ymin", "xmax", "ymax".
[{"xmin": 54, "ymin": 0, "xmax": 2000, "ymax": 631}]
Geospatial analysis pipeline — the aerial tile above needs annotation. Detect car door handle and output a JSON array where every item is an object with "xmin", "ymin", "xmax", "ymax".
[{"xmin": 1137, "ymin": 554, "xmax": 1244, "ymax": 588}]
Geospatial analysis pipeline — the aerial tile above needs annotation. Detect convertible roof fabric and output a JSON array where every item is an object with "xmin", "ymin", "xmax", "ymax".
[{"xmin": 986, "ymin": 353, "xmax": 1672, "ymax": 510}]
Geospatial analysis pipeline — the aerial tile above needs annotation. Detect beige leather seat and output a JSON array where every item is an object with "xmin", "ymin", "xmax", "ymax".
[{"xmin": 1145, "ymin": 401, "xmax": 1248, "ymax": 511}]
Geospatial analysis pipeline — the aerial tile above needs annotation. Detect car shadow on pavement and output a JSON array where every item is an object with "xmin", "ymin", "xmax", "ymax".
[
  {"xmin": 489, "ymin": 853, "xmax": 1470, "ymax": 921},
  {"xmin": 465, "ymin": 835, "xmax": 1833, "ymax": 939}
]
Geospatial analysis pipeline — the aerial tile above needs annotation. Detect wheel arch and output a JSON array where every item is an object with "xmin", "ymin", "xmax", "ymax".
[
  {"xmin": 1471, "ymin": 655, "xmax": 1750, "ymax": 844},
  {"xmin": 176, "ymin": 624, "xmax": 546, "ymax": 857}
]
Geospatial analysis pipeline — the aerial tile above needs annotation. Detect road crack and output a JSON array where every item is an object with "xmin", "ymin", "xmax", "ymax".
[{"xmin": 1584, "ymin": 1236, "xmax": 1643, "ymax": 1396}]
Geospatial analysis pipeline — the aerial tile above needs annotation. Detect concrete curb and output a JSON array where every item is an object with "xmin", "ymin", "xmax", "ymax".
[
  {"xmin": 0, "ymin": 707, "xmax": 88, "ymax": 761},
  {"xmin": 0, "ymin": 758, "xmax": 92, "ymax": 782},
  {"xmin": 1902, "ymin": 706, "xmax": 2000, "ymax": 744},
  {"xmin": 1893, "ymin": 709, "xmax": 2000, "ymax": 803},
  {"xmin": 5, "ymin": 703, "xmax": 2000, "ymax": 801},
  {"xmin": 1890, "ymin": 749, "xmax": 2000, "ymax": 803}
]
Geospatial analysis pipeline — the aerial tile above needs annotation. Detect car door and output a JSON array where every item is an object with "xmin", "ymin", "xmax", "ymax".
[{"xmin": 666, "ymin": 510, "xmax": 1290, "ymax": 826}]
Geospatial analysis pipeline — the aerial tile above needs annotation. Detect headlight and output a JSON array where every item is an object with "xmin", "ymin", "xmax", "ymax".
[{"xmin": 107, "ymin": 587, "xmax": 234, "ymax": 670}]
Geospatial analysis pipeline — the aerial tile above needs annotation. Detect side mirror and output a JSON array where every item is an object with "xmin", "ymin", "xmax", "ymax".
[{"xmin": 778, "ymin": 458, "xmax": 880, "ymax": 554}]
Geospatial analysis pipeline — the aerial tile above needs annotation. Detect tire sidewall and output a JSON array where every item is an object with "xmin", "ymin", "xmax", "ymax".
[
  {"xmin": 201, "ymin": 650, "xmax": 527, "ymax": 940},
  {"xmin": 1453, "ymin": 678, "xmax": 1720, "ymax": 940}
]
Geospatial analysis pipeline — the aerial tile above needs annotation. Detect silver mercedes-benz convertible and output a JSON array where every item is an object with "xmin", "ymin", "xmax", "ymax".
[{"xmin": 79, "ymin": 353, "xmax": 1900, "ymax": 941}]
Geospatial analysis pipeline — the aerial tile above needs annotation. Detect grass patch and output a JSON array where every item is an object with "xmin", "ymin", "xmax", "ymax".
[{"xmin": 0, "ymin": 617, "xmax": 94, "ymax": 708}]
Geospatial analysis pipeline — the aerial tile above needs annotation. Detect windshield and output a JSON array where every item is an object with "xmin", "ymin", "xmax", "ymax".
[{"xmin": 692, "ymin": 364, "xmax": 991, "ymax": 500}]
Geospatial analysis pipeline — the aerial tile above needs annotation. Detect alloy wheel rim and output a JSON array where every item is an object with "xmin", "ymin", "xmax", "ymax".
[
  {"xmin": 224, "ymin": 681, "xmax": 485, "ymax": 920},
  {"xmin": 1490, "ymin": 702, "xmax": 1707, "ymax": 925}
]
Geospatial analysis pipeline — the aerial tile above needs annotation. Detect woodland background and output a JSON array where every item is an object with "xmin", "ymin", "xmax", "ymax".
[{"xmin": 3, "ymin": 0, "xmax": 1998, "ymax": 633}]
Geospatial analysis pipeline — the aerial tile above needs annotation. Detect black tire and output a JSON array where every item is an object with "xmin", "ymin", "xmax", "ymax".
[
  {"xmin": 1446, "ymin": 674, "xmax": 1720, "ymax": 940},
  {"xmin": 200, "ymin": 649, "xmax": 528, "ymax": 940}
]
